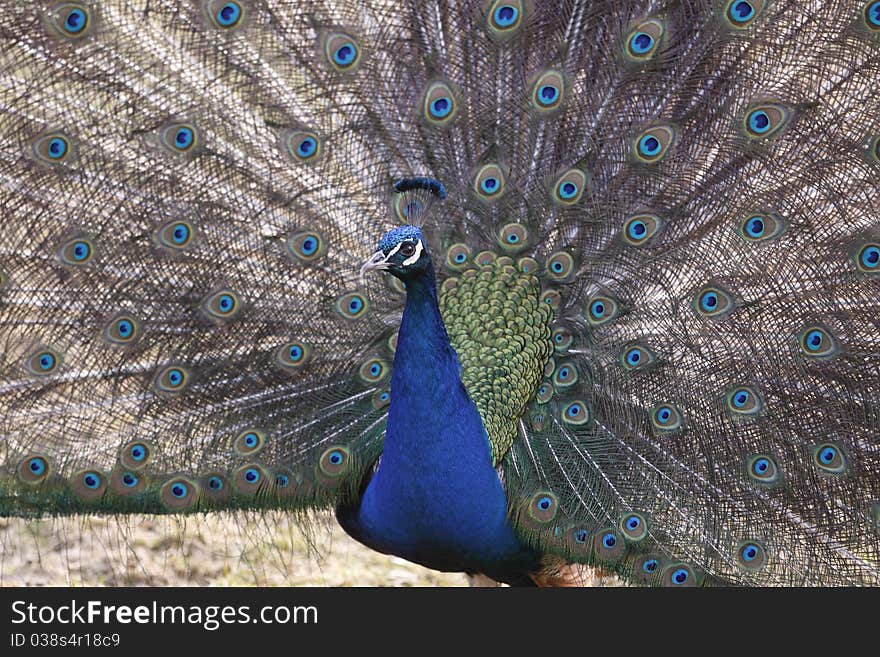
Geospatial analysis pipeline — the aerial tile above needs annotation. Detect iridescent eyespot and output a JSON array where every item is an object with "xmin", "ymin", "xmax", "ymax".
[
  {"xmin": 73, "ymin": 470, "xmax": 107, "ymax": 500},
  {"xmin": 856, "ymin": 243, "xmax": 879, "ymax": 274},
  {"xmin": 335, "ymin": 292, "xmax": 369, "ymax": 319},
  {"xmin": 120, "ymin": 441, "xmax": 152, "ymax": 470},
  {"xmin": 202, "ymin": 473, "xmax": 230, "ymax": 502},
  {"xmin": 233, "ymin": 429, "xmax": 265, "ymax": 456},
  {"xmin": 497, "ymin": 223, "xmax": 528, "ymax": 251},
  {"xmin": 747, "ymin": 454, "xmax": 781, "ymax": 484},
  {"xmin": 201, "ymin": 288, "xmax": 241, "ymax": 323},
  {"xmin": 358, "ymin": 358, "xmax": 389, "ymax": 384},
  {"xmin": 274, "ymin": 340, "xmax": 312, "ymax": 371},
  {"xmin": 18, "ymin": 455, "xmax": 51, "ymax": 484},
  {"xmin": 154, "ymin": 365, "xmax": 189, "ymax": 394},
  {"xmin": 534, "ymin": 382, "xmax": 553, "ymax": 404},
  {"xmin": 527, "ymin": 491, "xmax": 558, "ymax": 523},
  {"xmin": 864, "ymin": 1, "xmax": 880, "ymax": 30},
  {"xmin": 594, "ymin": 528, "xmax": 626, "ymax": 562},
  {"xmin": 571, "ymin": 528, "xmax": 589, "ymax": 545},
  {"xmin": 487, "ymin": 0, "xmax": 524, "ymax": 38},
  {"xmin": 546, "ymin": 251, "xmax": 574, "ymax": 281},
  {"xmin": 531, "ymin": 70, "xmax": 565, "ymax": 112},
  {"xmin": 724, "ymin": 0, "xmax": 765, "ymax": 28},
  {"xmin": 694, "ymin": 285, "xmax": 734, "ymax": 318},
  {"xmin": 663, "ymin": 564, "xmax": 696, "ymax": 587},
  {"xmin": 561, "ymin": 400, "xmax": 589, "ymax": 425},
  {"xmin": 422, "ymin": 81, "xmax": 458, "ymax": 126},
  {"xmin": 102, "ymin": 313, "xmax": 141, "ymax": 346},
  {"xmin": 233, "ymin": 463, "xmax": 268, "ymax": 494},
  {"xmin": 738, "ymin": 212, "xmax": 785, "ymax": 242},
  {"xmin": 625, "ymin": 18, "xmax": 664, "ymax": 61},
  {"xmin": 586, "ymin": 295, "xmax": 618, "ymax": 326},
  {"xmin": 393, "ymin": 194, "xmax": 426, "ymax": 222},
  {"xmin": 813, "ymin": 442, "xmax": 847, "ymax": 475},
  {"xmin": 799, "ymin": 325, "xmax": 839, "ymax": 359},
  {"xmin": 623, "ymin": 213, "xmax": 662, "ymax": 246},
  {"xmin": 161, "ymin": 477, "xmax": 199, "ymax": 509},
  {"xmin": 651, "ymin": 403, "xmax": 683, "ymax": 431},
  {"xmin": 743, "ymin": 103, "xmax": 792, "ymax": 139},
  {"xmin": 58, "ymin": 236, "xmax": 94, "ymax": 266},
  {"xmin": 33, "ymin": 132, "xmax": 74, "ymax": 165},
  {"xmin": 551, "ymin": 326, "xmax": 573, "ymax": 352},
  {"xmin": 620, "ymin": 512, "xmax": 648, "ymax": 541},
  {"xmin": 319, "ymin": 446, "xmax": 350, "ymax": 478},
  {"xmin": 726, "ymin": 386, "xmax": 762, "ymax": 417},
  {"xmin": 112, "ymin": 469, "xmax": 144, "ymax": 495},
  {"xmin": 540, "ymin": 289, "xmax": 562, "ymax": 312},
  {"xmin": 205, "ymin": 1, "xmax": 245, "ymax": 29},
  {"xmin": 26, "ymin": 348, "xmax": 61, "ymax": 376},
  {"xmin": 446, "ymin": 243, "xmax": 471, "ymax": 269},
  {"xmin": 474, "ymin": 164, "xmax": 506, "ymax": 201},
  {"xmin": 285, "ymin": 129, "xmax": 322, "ymax": 162},
  {"xmin": 372, "ymin": 389, "xmax": 391, "ymax": 410},
  {"xmin": 321, "ymin": 31, "xmax": 361, "ymax": 71},
  {"xmin": 633, "ymin": 125, "xmax": 675, "ymax": 162},
  {"xmin": 160, "ymin": 122, "xmax": 199, "ymax": 154},
  {"xmin": 287, "ymin": 231, "xmax": 326, "ymax": 263},
  {"xmin": 621, "ymin": 343, "xmax": 655, "ymax": 371},
  {"xmin": 154, "ymin": 219, "xmax": 195, "ymax": 252},
  {"xmin": 634, "ymin": 555, "xmax": 663, "ymax": 584},
  {"xmin": 47, "ymin": 3, "xmax": 93, "ymax": 39},
  {"xmin": 551, "ymin": 169, "xmax": 589, "ymax": 205},
  {"xmin": 736, "ymin": 541, "xmax": 767, "ymax": 571},
  {"xmin": 552, "ymin": 362, "xmax": 578, "ymax": 389}
]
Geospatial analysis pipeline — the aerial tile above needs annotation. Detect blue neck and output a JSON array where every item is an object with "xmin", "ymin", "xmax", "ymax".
[{"xmin": 338, "ymin": 263, "xmax": 538, "ymax": 579}]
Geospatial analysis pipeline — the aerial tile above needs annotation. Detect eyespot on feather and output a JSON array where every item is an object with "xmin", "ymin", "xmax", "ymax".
[
  {"xmin": 531, "ymin": 70, "xmax": 565, "ymax": 113},
  {"xmin": 274, "ymin": 340, "xmax": 312, "ymax": 372},
  {"xmin": 625, "ymin": 18, "xmax": 664, "ymax": 61},
  {"xmin": 72, "ymin": 469, "xmax": 107, "ymax": 501},
  {"xmin": 633, "ymin": 125, "xmax": 675, "ymax": 162},
  {"xmin": 119, "ymin": 441, "xmax": 152, "ymax": 470},
  {"xmin": 204, "ymin": 1, "xmax": 247, "ymax": 30},
  {"xmin": 335, "ymin": 292, "xmax": 369, "ymax": 319},
  {"xmin": 45, "ymin": 3, "xmax": 94, "ymax": 39},
  {"xmin": 160, "ymin": 477, "xmax": 200, "ymax": 510},
  {"xmin": 723, "ymin": 0, "xmax": 765, "ymax": 28},
  {"xmin": 234, "ymin": 464, "xmax": 268, "ymax": 495},
  {"xmin": 422, "ymin": 81, "xmax": 459, "ymax": 127},
  {"xmin": 284, "ymin": 129, "xmax": 323, "ymax": 163},
  {"xmin": 233, "ymin": 429, "xmax": 266, "ymax": 457},
  {"xmin": 742, "ymin": 103, "xmax": 792, "ymax": 140},
  {"xmin": 323, "ymin": 31, "xmax": 362, "ymax": 72},
  {"xmin": 486, "ymin": 1, "xmax": 525, "ymax": 40},
  {"xmin": 25, "ymin": 348, "xmax": 62, "ymax": 377},
  {"xmin": 17, "ymin": 455, "xmax": 52, "ymax": 485}
]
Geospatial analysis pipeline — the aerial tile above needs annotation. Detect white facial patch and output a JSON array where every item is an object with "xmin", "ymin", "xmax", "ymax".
[
  {"xmin": 382, "ymin": 239, "xmax": 422, "ymax": 267},
  {"xmin": 401, "ymin": 239, "xmax": 423, "ymax": 266}
]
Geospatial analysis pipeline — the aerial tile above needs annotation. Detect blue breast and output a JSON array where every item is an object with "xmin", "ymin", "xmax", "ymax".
[{"xmin": 337, "ymin": 269, "xmax": 540, "ymax": 583}]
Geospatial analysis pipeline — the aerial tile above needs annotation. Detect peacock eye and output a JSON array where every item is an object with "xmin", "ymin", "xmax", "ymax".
[{"xmin": 399, "ymin": 242, "xmax": 416, "ymax": 257}]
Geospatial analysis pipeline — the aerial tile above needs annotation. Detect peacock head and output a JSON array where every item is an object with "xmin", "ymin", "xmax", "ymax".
[{"xmin": 361, "ymin": 225, "xmax": 432, "ymax": 282}]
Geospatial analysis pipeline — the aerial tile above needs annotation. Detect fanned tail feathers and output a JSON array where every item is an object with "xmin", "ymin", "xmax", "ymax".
[{"xmin": 1, "ymin": 1, "xmax": 878, "ymax": 585}]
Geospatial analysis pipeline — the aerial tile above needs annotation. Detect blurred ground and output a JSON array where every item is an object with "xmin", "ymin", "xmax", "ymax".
[{"xmin": 0, "ymin": 511, "xmax": 469, "ymax": 587}]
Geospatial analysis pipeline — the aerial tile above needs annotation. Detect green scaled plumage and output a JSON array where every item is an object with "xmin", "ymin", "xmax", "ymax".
[{"xmin": 1, "ymin": 0, "xmax": 879, "ymax": 586}]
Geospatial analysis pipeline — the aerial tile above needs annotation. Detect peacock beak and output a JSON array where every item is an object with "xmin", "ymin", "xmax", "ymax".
[{"xmin": 360, "ymin": 250, "xmax": 390, "ymax": 278}]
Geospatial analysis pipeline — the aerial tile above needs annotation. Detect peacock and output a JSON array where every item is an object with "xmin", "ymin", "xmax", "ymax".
[{"xmin": 1, "ymin": 0, "xmax": 878, "ymax": 587}]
